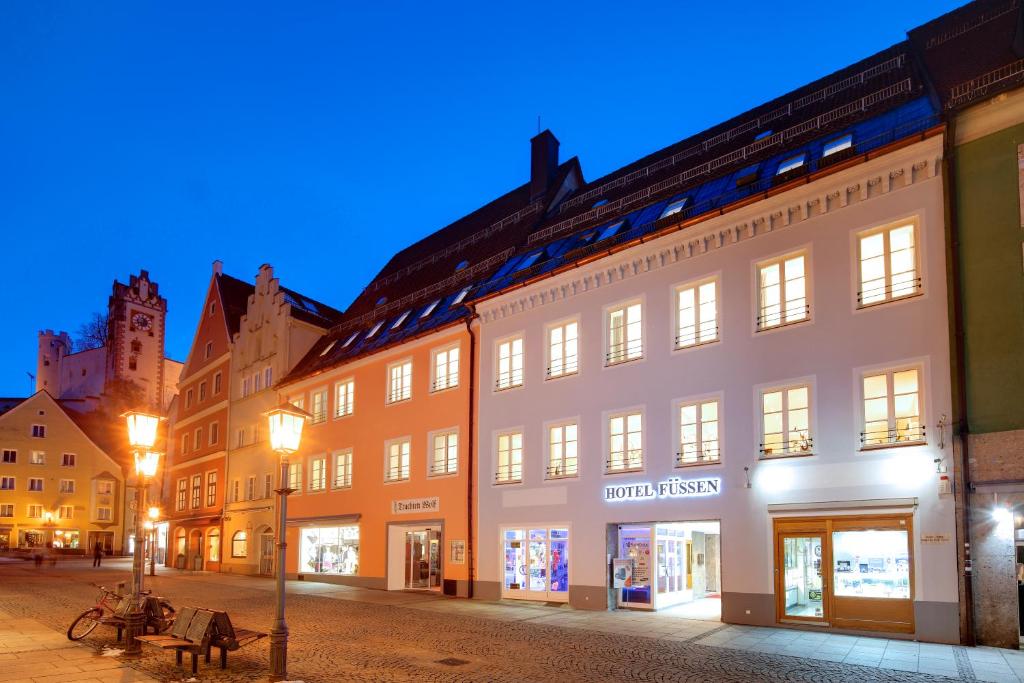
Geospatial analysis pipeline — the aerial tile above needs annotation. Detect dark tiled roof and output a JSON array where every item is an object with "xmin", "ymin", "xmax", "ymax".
[
  {"xmin": 909, "ymin": 0, "xmax": 1024, "ymax": 109},
  {"xmin": 216, "ymin": 273, "xmax": 256, "ymax": 338},
  {"xmin": 0, "ymin": 398, "xmax": 25, "ymax": 416},
  {"xmin": 279, "ymin": 285, "xmax": 345, "ymax": 329}
]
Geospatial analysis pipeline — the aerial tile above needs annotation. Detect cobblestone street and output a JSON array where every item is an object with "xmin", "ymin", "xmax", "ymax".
[{"xmin": 0, "ymin": 558, "xmax": 1014, "ymax": 682}]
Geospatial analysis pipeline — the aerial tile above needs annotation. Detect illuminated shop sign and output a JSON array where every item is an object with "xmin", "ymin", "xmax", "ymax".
[{"xmin": 604, "ymin": 477, "xmax": 721, "ymax": 502}]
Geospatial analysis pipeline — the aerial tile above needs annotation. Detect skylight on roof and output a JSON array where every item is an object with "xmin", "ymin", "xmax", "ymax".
[
  {"xmin": 754, "ymin": 130, "xmax": 773, "ymax": 141},
  {"xmin": 343, "ymin": 331, "xmax": 359, "ymax": 347},
  {"xmin": 823, "ymin": 134, "xmax": 853, "ymax": 157},
  {"xmin": 319, "ymin": 340, "xmax": 337, "ymax": 357},
  {"xmin": 421, "ymin": 299, "xmax": 440, "ymax": 318},
  {"xmin": 455, "ymin": 260, "xmax": 469, "ymax": 272},
  {"xmin": 597, "ymin": 220, "xmax": 624, "ymax": 242},
  {"xmin": 392, "ymin": 311, "xmax": 410, "ymax": 329},
  {"xmin": 451, "ymin": 287, "xmax": 470, "ymax": 305},
  {"xmin": 776, "ymin": 154, "xmax": 806, "ymax": 176},
  {"xmin": 367, "ymin": 320, "xmax": 385, "ymax": 338},
  {"xmin": 660, "ymin": 198, "xmax": 689, "ymax": 219},
  {"xmin": 514, "ymin": 252, "xmax": 542, "ymax": 273}
]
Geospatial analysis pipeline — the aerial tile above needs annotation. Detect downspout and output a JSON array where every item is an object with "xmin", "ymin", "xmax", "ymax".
[
  {"xmin": 942, "ymin": 116, "xmax": 975, "ymax": 646},
  {"xmin": 464, "ymin": 304, "xmax": 479, "ymax": 599}
]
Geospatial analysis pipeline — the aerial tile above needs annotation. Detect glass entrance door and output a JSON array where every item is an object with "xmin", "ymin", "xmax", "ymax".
[
  {"xmin": 405, "ymin": 530, "xmax": 441, "ymax": 589},
  {"xmin": 501, "ymin": 526, "xmax": 569, "ymax": 601},
  {"xmin": 780, "ymin": 534, "xmax": 826, "ymax": 622}
]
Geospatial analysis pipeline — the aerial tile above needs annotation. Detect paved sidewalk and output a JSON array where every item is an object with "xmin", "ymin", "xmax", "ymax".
[{"xmin": 0, "ymin": 607, "xmax": 158, "ymax": 683}]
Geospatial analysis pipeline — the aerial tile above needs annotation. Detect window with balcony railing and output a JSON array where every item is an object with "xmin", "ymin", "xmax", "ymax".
[
  {"xmin": 334, "ymin": 379, "xmax": 355, "ymax": 418},
  {"xmin": 862, "ymin": 368, "xmax": 925, "ymax": 447},
  {"xmin": 607, "ymin": 303, "xmax": 643, "ymax": 365},
  {"xmin": 386, "ymin": 439, "xmax": 411, "ymax": 482},
  {"xmin": 857, "ymin": 221, "xmax": 921, "ymax": 307},
  {"xmin": 678, "ymin": 399, "xmax": 720, "ymax": 466},
  {"xmin": 547, "ymin": 322, "xmax": 579, "ymax": 379},
  {"xmin": 608, "ymin": 412, "xmax": 643, "ymax": 472},
  {"xmin": 430, "ymin": 431, "xmax": 458, "ymax": 476},
  {"xmin": 761, "ymin": 384, "xmax": 813, "ymax": 457},
  {"xmin": 676, "ymin": 278, "xmax": 719, "ymax": 349},
  {"xmin": 547, "ymin": 423, "xmax": 578, "ymax": 479},
  {"xmin": 432, "ymin": 346, "xmax": 460, "ymax": 392},
  {"xmin": 757, "ymin": 253, "xmax": 809, "ymax": 331},
  {"xmin": 311, "ymin": 389, "xmax": 327, "ymax": 424},
  {"xmin": 333, "ymin": 450, "xmax": 353, "ymax": 489},
  {"xmin": 387, "ymin": 361, "xmax": 413, "ymax": 404},
  {"xmin": 495, "ymin": 337, "xmax": 524, "ymax": 390},
  {"xmin": 495, "ymin": 432, "xmax": 522, "ymax": 484}
]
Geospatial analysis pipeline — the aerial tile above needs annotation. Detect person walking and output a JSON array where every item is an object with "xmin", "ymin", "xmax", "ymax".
[{"xmin": 92, "ymin": 541, "xmax": 103, "ymax": 567}]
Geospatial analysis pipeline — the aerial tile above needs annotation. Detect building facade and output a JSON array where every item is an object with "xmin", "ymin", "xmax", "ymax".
[
  {"xmin": 220, "ymin": 264, "xmax": 341, "ymax": 576},
  {"xmin": 165, "ymin": 262, "xmax": 253, "ymax": 571},
  {"xmin": 0, "ymin": 391, "xmax": 124, "ymax": 553}
]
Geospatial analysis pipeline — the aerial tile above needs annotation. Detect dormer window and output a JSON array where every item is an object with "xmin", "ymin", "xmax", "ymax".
[
  {"xmin": 735, "ymin": 164, "xmax": 759, "ymax": 188},
  {"xmin": 343, "ymin": 331, "xmax": 359, "ymax": 348},
  {"xmin": 776, "ymin": 154, "xmax": 806, "ymax": 176},
  {"xmin": 660, "ymin": 198, "xmax": 689, "ymax": 219},
  {"xmin": 823, "ymin": 134, "xmax": 853, "ymax": 157},
  {"xmin": 391, "ymin": 311, "xmax": 410, "ymax": 330},
  {"xmin": 319, "ymin": 340, "xmax": 337, "ymax": 357},
  {"xmin": 367, "ymin": 320, "xmax": 385, "ymax": 338},
  {"xmin": 421, "ymin": 300, "xmax": 440, "ymax": 319},
  {"xmin": 451, "ymin": 288, "xmax": 470, "ymax": 306}
]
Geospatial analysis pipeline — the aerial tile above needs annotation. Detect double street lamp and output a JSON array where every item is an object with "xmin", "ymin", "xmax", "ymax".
[
  {"xmin": 122, "ymin": 410, "xmax": 162, "ymax": 657},
  {"xmin": 265, "ymin": 402, "xmax": 309, "ymax": 682}
]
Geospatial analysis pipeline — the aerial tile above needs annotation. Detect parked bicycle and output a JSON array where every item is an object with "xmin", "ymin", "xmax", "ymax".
[{"xmin": 67, "ymin": 582, "xmax": 175, "ymax": 641}]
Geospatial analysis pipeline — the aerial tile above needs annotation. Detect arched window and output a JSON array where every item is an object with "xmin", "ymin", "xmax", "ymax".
[
  {"xmin": 207, "ymin": 529, "xmax": 221, "ymax": 563},
  {"xmin": 232, "ymin": 531, "xmax": 248, "ymax": 558}
]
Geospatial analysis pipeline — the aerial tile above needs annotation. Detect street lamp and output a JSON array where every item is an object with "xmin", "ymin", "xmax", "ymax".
[
  {"xmin": 122, "ymin": 410, "xmax": 162, "ymax": 657},
  {"xmin": 148, "ymin": 506, "xmax": 160, "ymax": 576},
  {"xmin": 265, "ymin": 402, "xmax": 309, "ymax": 682}
]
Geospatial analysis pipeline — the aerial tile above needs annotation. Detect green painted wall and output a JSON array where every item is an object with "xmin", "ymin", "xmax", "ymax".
[{"xmin": 956, "ymin": 122, "xmax": 1024, "ymax": 434}]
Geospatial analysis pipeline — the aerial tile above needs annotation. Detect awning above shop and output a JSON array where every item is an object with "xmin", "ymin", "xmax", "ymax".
[
  {"xmin": 286, "ymin": 513, "xmax": 361, "ymax": 528},
  {"xmin": 768, "ymin": 497, "xmax": 918, "ymax": 513}
]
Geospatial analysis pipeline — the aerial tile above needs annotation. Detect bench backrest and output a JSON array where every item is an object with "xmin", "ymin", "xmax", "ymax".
[
  {"xmin": 171, "ymin": 606, "xmax": 197, "ymax": 639},
  {"xmin": 113, "ymin": 596, "xmax": 133, "ymax": 618},
  {"xmin": 185, "ymin": 609, "xmax": 214, "ymax": 645},
  {"xmin": 211, "ymin": 611, "xmax": 236, "ymax": 641}
]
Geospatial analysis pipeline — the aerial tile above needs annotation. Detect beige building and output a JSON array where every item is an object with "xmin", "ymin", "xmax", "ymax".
[
  {"xmin": 0, "ymin": 391, "xmax": 124, "ymax": 553},
  {"xmin": 221, "ymin": 264, "xmax": 341, "ymax": 576}
]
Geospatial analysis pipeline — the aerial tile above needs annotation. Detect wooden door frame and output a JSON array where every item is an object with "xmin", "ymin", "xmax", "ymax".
[{"xmin": 773, "ymin": 525, "xmax": 830, "ymax": 625}]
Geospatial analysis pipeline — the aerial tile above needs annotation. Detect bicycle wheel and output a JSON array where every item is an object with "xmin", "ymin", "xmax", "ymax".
[{"xmin": 67, "ymin": 608, "xmax": 102, "ymax": 640}]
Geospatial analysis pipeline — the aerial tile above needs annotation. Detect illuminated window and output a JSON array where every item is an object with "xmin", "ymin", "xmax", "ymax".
[
  {"xmin": 660, "ymin": 198, "xmax": 689, "ymax": 219},
  {"xmin": 607, "ymin": 302, "xmax": 642, "ymax": 364},
  {"xmin": 430, "ymin": 431, "xmax": 458, "ymax": 476},
  {"xmin": 862, "ymin": 368, "xmax": 924, "ymax": 447},
  {"xmin": 757, "ymin": 252, "xmax": 809, "ymax": 330},
  {"xmin": 496, "ymin": 337, "xmax": 524, "ymax": 390},
  {"xmin": 761, "ymin": 384, "xmax": 812, "ymax": 457},
  {"xmin": 309, "ymin": 457, "xmax": 326, "ymax": 491},
  {"xmin": 232, "ymin": 531, "xmax": 248, "ymax": 558},
  {"xmin": 547, "ymin": 422, "xmax": 578, "ymax": 479},
  {"xmin": 676, "ymin": 277, "xmax": 718, "ymax": 348},
  {"xmin": 60, "ymin": 479, "xmax": 75, "ymax": 493},
  {"xmin": 206, "ymin": 471, "xmax": 217, "ymax": 507},
  {"xmin": 677, "ymin": 399, "xmax": 720, "ymax": 465},
  {"xmin": 495, "ymin": 431, "xmax": 523, "ymax": 484},
  {"xmin": 776, "ymin": 154, "xmax": 806, "ymax": 175},
  {"xmin": 432, "ymin": 345, "xmax": 460, "ymax": 391},
  {"xmin": 421, "ymin": 299, "xmax": 440, "ymax": 319},
  {"xmin": 334, "ymin": 379, "xmax": 355, "ymax": 417},
  {"xmin": 391, "ymin": 310, "xmax": 410, "ymax": 329},
  {"xmin": 246, "ymin": 476, "xmax": 256, "ymax": 500},
  {"xmin": 385, "ymin": 439, "xmax": 411, "ymax": 482},
  {"xmin": 176, "ymin": 478, "xmax": 186, "ymax": 511},
  {"xmin": 608, "ymin": 412, "xmax": 643, "ymax": 472},
  {"xmin": 857, "ymin": 221, "xmax": 920, "ymax": 306},
  {"xmin": 191, "ymin": 475, "xmax": 202, "ymax": 509},
  {"xmin": 311, "ymin": 388, "xmax": 327, "ymax": 423},
  {"xmin": 288, "ymin": 462, "xmax": 302, "ymax": 491},
  {"xmin": 547, "ymin": 321, "xmax": 579, "ymax": 378},
  {"xmin": 452, "ymin": 287, "xmax": 470, "ymax": 305},
  {"xmin": 59, "ymin": 505, "xmax": 73, "ymax": 519},
  {"xmin": 387, "ymin": 360, "xmax": 413, "ymax": 403},
  {"xmin": 333, "ymin": 450, "xmax": 353, "ymax": 489}
]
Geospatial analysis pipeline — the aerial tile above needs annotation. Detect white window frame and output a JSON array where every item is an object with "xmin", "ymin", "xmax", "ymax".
[
  {"xmin": 855, "ymin": 218, "xmax": 922, "ymax": 308},
  {"xmin": 96, "ymin": 506, "xmax": 112, "ymax": 522},
  {"xmin": 494, "ymin": 334, "xmax": 525, "ymax": 391},
  {"xmin": 494, "ymin": 429, "xmax": 523, "ymax": 485},
  {"xmin": 386, "ymin": 360, "xmax": 413, "ymax": 404},
  {"xmin": 757, "ymin": 379, "xmax": 815, "ymax": 458},
  {"xmin": 1, "ymin": 449, "xmax": 15, "ymax": 464},
  {"xmin": 59, "ymin": 505, "xmax": 73, "ymax": 520},
  {"xmin": 431, "ymin": 344, "xmax": 460, "ymax": 392},
  {"xmin": 427, "ymin": 428, "xmax": 459, "ymax": 477},
  {"xmin": 334, "ymin": 378, "xmax": 355, "ymax": 418},
  {"xmin": 28, "ymin": 504, "xmax": 44, "ymax": 518},
  {"xmin": 333, "ymin": 449, "xmax": 353, "ymax": 489},
  {"xmin": 605, "ymin": 408, "xmax": 644, "ymax": 474},
  {"xmin": 605, "ymin": 299, "xmax": 644, "ymax": 366},
  {"xmin": 60, "ymin": 478, "xmax": 76, "ymax": 494},
  {"xmin": 62, "ymin": 452, "xmax": 76, "ymax": 467},
  {"xmin": 0, "ymin": 504, "xmax": 13, "ymax": 517},
  {"xmin": 755, "ymin": 249, "xmax": 811, "ymax": 332},
  {"xmin": 309, "ymin": 456, "xmax": 327, "ymax": 491},
  {"xmin": 673, "ymin": 393, "xmax": 723, "ymax": 467},
  {"xmin": 546, "ymin": 318, "xmax": 580, "ymax": 379},
  {"xmin": 28, "ymin": 477, "xmax": 43, "ymax": 492},
  {"xmin": 674, "ymin": 275, "xmax": 720, "ymax": 350},
  {"xmin": 30, "ymin": 451, "xmax": 45, "ymax": 465},
  {"xmin": 384, "ymin": 437, "xmax": 411, "ymax": 483},
  {"xmin": 545, "ymin": 419, "xmax": 579, "ymax": 480},
  {"xmin": 310, "ymin": 387, "xmax": 328, "ymax": 424},
  {"xmin": 0, "ymin": 476, "xmax": 14, "ymax": 490},
  {"xmin": 31, "ymin": 424, "xmax": 46, "ymax": 438},
  {"xmin": 859, "ymin": 362, "xmax": 926, "ymax": 449},
  {"xmin": 288, "ymin": 461, "xmax": 302, "ymax": 493}
]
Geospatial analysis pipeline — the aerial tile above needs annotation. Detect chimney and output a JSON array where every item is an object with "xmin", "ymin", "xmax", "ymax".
[
  {"xmin": 530, "ymin": 130, "xmax": 559, "ymax": 202},
  {"xmin": 212, "ymin": 259, "xmax": 223, "ymax": 276}
]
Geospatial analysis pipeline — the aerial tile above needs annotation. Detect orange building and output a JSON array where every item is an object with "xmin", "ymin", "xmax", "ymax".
[{"xmin": 165, "ymin": 261, "xmax": 253, "ymax": 571}]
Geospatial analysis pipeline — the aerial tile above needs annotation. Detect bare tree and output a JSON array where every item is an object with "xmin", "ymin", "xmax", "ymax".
[{"xmin": 74, "ymin": 312, "xmax": 109, "ymax": 352}]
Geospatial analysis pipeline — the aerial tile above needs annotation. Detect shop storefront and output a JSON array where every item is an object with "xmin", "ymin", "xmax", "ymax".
[
  {"xmin": 52, "ymin": 529, "xmax": 81, "ymax": 550},
  {"xmin": 387, "ymin": 524, "xmax": 442, "ymax": 591},
  {"xmin": 299, "ymin": 525, "xmax": 360, "ymax": 576},
  {"xmin": 501, "ymin": 525, "xmax": 570, "ymax": 602}
]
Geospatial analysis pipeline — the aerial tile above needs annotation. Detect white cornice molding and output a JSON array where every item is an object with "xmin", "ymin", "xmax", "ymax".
[{"xmin": 479, "ymin": 137, "xmax": 944, "ymax": 324}]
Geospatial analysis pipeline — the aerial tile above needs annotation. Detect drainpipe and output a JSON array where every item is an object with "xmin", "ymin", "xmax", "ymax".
[
  {"xmin": 942, "ymin": 116, "xmax": 975, "ymax": 646},
  {"xmin": 463, "ymin": 304, "xmax": 479, "ymax": 599}
]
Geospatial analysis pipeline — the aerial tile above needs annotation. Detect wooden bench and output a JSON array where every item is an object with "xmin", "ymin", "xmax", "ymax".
[
  {"xmin": 208, "ymin": 609, "xmax": 268, "ymax": 669},
  {"xmin": 136, "ymin": 606, "xmax": 214, "ymax": 675}
]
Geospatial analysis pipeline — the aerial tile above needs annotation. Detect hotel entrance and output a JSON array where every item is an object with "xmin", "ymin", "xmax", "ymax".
[
  {"xmin": 773, "ymin": 514, "xmax": 913, "ymax": 633},
  {"xmin": 614, "ymin": 521, "xmax": 720, "ymax": 618}
]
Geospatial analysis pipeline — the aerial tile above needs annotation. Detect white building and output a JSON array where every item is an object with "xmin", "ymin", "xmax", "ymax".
[{"xmin": 473, "ymin": 54, "xmax": 959, "ymax": 642}]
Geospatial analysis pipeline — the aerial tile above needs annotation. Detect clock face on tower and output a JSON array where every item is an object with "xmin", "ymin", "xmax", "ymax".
[{"xmin": 131, "ymin": 312, "xmax": 153, "ymax": 331}]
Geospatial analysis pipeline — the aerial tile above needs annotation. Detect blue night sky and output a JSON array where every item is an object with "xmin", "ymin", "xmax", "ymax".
[{"xmin": 0, "ymin": 1, "xmax": 962, "ymax": 397}]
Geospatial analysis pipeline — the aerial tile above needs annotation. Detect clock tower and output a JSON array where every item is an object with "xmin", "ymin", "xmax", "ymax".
[{"xmin": 106, "ymin": 270, "xmax": 168, "ymax": 410}]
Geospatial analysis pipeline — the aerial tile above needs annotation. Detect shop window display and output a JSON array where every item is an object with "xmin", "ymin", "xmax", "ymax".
[
  {"xmin": 832, "ymin": 529, "xmax": 910, "ymax": 599},
  {"xmin": 301, "ymin": 526, "xmax": 359, "ymax": 575}
]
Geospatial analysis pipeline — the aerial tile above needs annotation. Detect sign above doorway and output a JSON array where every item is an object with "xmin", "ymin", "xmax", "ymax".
[
  {"xmin": 604, "ymin": 477, "xmax": 721, "ymax": 502},
  {"xmin": 392, "ymin": 496, "xmax": 440, "ymax": 514}
]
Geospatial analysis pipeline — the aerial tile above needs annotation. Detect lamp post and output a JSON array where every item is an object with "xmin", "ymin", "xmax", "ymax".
[
  {"xmin": 148, "ymin": 506, "xmax": 160, "ymax": 576},
  {"xmin": 122, "ymin": 410, "xmax": 161, "ymax": 657},
  {"xmin": 265, "ymin": 402, "xmax": 309, "ymax": 682}
]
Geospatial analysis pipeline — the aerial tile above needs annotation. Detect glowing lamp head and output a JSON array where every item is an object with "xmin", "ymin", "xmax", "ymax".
[
  {"xmin": 148, "ymin": 506, "xmax": 160, "ymax": 521},
  {"xmin": 134, "ymin": 451, "xmax": 161, "ymax": 478},
  {"xmin": 266, "ymin": 402, "xmax": 311, "ymax": 456},
  {"xmin": 123, "ymin": 410, "xmax": 161, "ymax": 450},
  {"xmin": 43, "ymin": 511, "xmax": 53, "ymax": 523}
]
